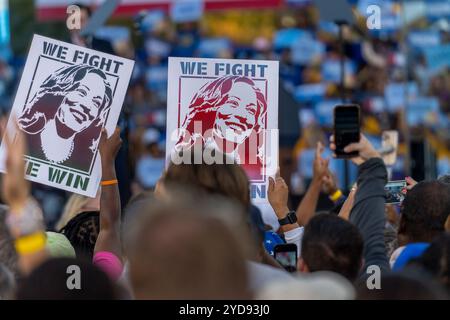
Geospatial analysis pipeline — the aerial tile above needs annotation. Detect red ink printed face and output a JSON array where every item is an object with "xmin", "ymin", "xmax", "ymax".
[
  {"xmin": 57, "ymin": 72, "xmax": 105, "ymax": 133},
  {"xmin": 214, "ymin": 81, "xmax": 258, "ymax": 144}
]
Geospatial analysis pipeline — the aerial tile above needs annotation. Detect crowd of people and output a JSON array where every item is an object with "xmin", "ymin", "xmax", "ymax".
[
  {"xmin": 0, "ymin": 1, "xmax": 449, "ymax": 300},
  {"xmin": 0, "ymin": 121, "xmax": 449, "ymax": 300}
]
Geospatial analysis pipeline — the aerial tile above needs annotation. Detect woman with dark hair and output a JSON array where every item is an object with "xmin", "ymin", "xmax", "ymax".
[
  {"xmin": 174, "ymin": 75, "xmax": 267, "ymax": 180},
  {"xmin": 16, "ymin": 257, "xmax": 118, "ymax": 300},
  {"xmin": 18, "ymin": 64, "xmax": 113, "ymax": 171}
]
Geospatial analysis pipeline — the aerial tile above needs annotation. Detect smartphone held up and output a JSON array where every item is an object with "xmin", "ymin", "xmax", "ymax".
[
  {"xmin": 385, "ymin": 180, "xmax": 407, "ymax": 204},
  {"xmin": 274, "ymin": 243, "xmax": 298, "ymax": 273},
  {"xmin": 333, "ymin": 105, "xmax": 361, "ymax": 158}
]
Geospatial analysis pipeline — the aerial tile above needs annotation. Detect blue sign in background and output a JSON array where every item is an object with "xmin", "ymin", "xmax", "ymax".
[
  {"xmin": 384, "ymin": 82, "xmax": 419, "ymax": 111},
  {"xmin": 426, "ymin": 0, "xmax": 450, "ymax": 20},
  {"xmin": 423, "ymin": 44, "xmax": 450, "ymax": 75},
  {"xmin": 294, "ymin": 83, "xmax": 326, "ymax": 103},
  {"xmin": 408, "ymin": 31, "xmax": 441, "ymax": 50},
  {"xmin": 0, "ymin": 0, "xmax": 10, "ymax": 61},
  {"xmin": 171, "ymin": 0, "xmax": 204, "ymax": 23},
  {"xmin": 321, "ymin": 59, "xmax": 356, "ymax": 83},
  {"xmin": 0, "ymin": 0, "xmax": 9, "ymax": 46}
]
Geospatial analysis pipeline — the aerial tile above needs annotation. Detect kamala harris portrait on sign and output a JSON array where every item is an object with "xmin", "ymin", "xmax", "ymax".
[{"xmin": 18, "ymin": 64, "xmax": 113, "ymax": 172}]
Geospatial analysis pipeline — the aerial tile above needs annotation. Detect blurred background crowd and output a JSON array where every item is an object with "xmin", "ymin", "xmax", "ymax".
[{"xmin": 0, "ymin": 0, "xmax": 449, "ymax": 228}]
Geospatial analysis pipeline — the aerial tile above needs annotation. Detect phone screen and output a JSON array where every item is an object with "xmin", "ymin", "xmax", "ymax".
[
  {"xmin": 334, "ymin": 105, "xmax": 360, "ymax": 158},
  {"xmin": 274, "ymin": 244, "xmax": 298, "ymax": 273},
  {"xmin": 385, "ymin": 180, "xmax": 407, "ymax": 204}
]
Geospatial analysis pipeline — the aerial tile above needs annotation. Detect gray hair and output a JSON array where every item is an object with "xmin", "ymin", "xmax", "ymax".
[
  {"xmin": 437, "ymin": 174, "xmax": 450, "ymax": 185},
  {"xmin": 0, "ymin": 264, "xmax": 15, "ymax": 300},
  {"xmin": 0, "ymin": 205, "xmax": 19, "ymax": 281}
]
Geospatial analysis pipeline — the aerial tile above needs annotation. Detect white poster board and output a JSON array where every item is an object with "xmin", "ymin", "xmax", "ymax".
[
  {"xmin": 0, "ymin": 34, "xmax": 134, "ymax": 197},
  {"xmin": 166, "ymin": 57, "xmax": 279, "ymax": 203}
]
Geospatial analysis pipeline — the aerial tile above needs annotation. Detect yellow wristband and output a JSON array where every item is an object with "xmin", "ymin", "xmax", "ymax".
[
  {"xmin": 14, "ymin": 232, "xmax": 46, "ymax": 255},
  {"xmin": 329, "ymin": 189, "xmax": 343, "ymax": 202}
]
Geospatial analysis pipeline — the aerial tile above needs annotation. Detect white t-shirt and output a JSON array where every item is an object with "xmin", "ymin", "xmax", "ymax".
[{"xmin": 284, "ymin": 227, "xmax": 304, "ymax": 257}]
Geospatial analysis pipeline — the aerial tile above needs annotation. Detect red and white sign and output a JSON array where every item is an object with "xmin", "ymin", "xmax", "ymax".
[
  {"xmin": 35, "ymin": 0, "xmax": 282, "ymax": 21},
  {"xmin": 166, "ymin": 57, "xmax": 279, "ymax": 203}
]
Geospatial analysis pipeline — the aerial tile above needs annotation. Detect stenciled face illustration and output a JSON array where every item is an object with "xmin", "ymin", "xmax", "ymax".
[
  {"xmin": 214, "ymin": 81, "xmax": 258, "ymax": 144},
  {"xmin": 56, "ymin": 72, "xmax": 105, "ymax": 133}
]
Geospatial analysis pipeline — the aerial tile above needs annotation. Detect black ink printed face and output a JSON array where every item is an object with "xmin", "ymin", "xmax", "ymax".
[{"xmin": 57, "ymin": 72, "xmax": 105, "ymax": 133}]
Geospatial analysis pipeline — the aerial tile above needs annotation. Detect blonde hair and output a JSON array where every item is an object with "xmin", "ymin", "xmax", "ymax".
[{"xmin": 56, "ymin": 194, "xmax": 92, "ymax": 231}]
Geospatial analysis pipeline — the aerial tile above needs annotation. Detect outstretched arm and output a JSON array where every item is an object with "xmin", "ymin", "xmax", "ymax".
[
  {"xmin": 295, "ymin": 142, "xmax": 329, "ymax": 226},
  {"xmin": 94, "ymin": 127, "xmax": 122, "ymax": 260},
  {"xmin": 2, "ymin": 126, "xmax": 47, "ymax": 275},
  {"xmin": 268, "ymin": 170, "xmax": 303, "ymax": 257},
  {"xmin": 268, "ymin": 170, "xmax": 300, "ymax": 233},
  {"xmin": 330, "ymin": 134, "xmax": 390, "ymax": 273},
  {"xmin": 338, "ymin": 184, "xmax": 357, "ymax": 221}
]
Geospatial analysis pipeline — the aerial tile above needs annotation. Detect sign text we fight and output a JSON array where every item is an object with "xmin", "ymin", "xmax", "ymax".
[
  {"xmin": 180, "ymin": 59, "xmax": 268, "ymax": 78},
  {"xmin": 42, "ymin": 41, "xmax": 124, "ymax": 74}
]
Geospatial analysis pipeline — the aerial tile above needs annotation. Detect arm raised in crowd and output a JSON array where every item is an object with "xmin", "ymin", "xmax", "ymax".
[
  {"xmin": 330, "ymin": 134, "xmax": 390, "ymax": 273},
  {"xmin": 322, "ymin": 169, "xmax": 347, "ymax": 214},
  {"xmin": 267, "ymin": 143, "xmax": 329, "ymax": 256},
  {"xmin": 268, "ymin": 169, "xmax": 303, "ymax": 257},
  {"xmin": 295, "ymin": 142, "xmax": 329, "ymax": 226},
  {"xmin": 2, "ymin": 127, "xmax": 47, "ymax": 275},
  {"xmin": 268, "ymin": 169, "xmax": 300, "ymax": 233},
  {"xmin": 338, "ymin": 184, "xmax": 357, "ymax": 221},
  {"xmin": 95, "ymin": 127, "xmax": 123, "ymax": 260}
]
